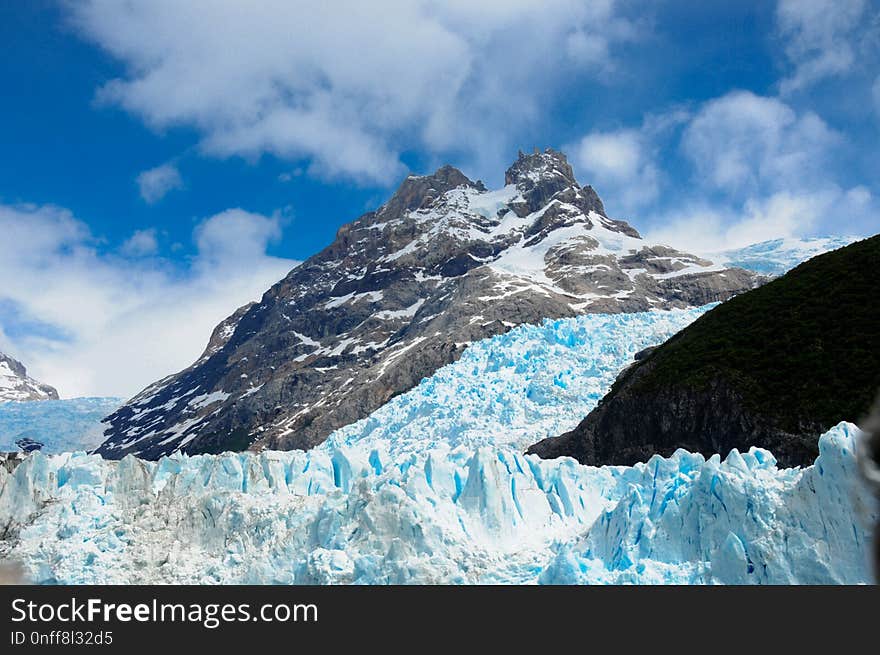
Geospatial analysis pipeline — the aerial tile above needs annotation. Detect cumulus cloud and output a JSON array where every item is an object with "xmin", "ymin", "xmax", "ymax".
[
  {"xmin": 68, "ymin": 0, "xmax": 636, "ymax": 184},
  {"xmin": 776, "ymin": 0, "xmax": 869, "ymax": 93},
  {"xmin": 680, "ymin": 91, "xmax": 840, "ymax": 195},
  {"xmin": 646, "ymin": 187, "xmax": 873, "ymax": 253},
  {"xmin": 651, "ymin": 91, "xmax": 876, "ymax": 250},
  {"xmin": 567, "ymin": 90, "xmax": 876, "ymax": 251},
  {"xmin": 0, "ymin": 203, "xmax": 297, "ymax": 398},
  {"xmin": 120, "ymin": 228, "xmax": 159, "ymax": 257},
  {"xmin": 567, "ymin": 111, "xmax": 690, "ymax": 216},
  {"xmin": 136, "ymin": 162, "xmax": 183, "ymax": 203}
]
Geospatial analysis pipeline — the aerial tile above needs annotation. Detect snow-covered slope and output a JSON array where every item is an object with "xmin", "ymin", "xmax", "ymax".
[
  {"xmin": 0, "ymin": 353, "xmax": 58, "ymax": 402},
  {"xmin": 0, "ymin": 422, "xmax": 872, "ymax": 584},
  {"xmin": 0, "ymin": 308, "xmax": 873, "ymax": 584},
  {"xmin": 707, "ymin": 236, "xmax": 860, "ymax": 276},
  {"xmin": 0, "ymin": 398, "xmax": 123, "ymax": 453}
]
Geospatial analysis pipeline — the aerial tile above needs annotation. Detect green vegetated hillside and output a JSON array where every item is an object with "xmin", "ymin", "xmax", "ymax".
[{"xmin": 529, "ymin": 234, "xmax": 880, "ymax": 467}]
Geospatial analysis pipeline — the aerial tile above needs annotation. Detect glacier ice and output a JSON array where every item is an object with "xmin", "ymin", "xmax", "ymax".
[
  {"xmin": 0, "ymin": 423, "xmax": 873, "ymax": 584},
  {"xmin": 540, "ymin": 422, "xmax": 875, "ymax": 584},
  {"xmin": 0, "ymin": 306, "xmax": 874, "ymax": 584},
  {"xmin": 320, "ymin": 307, "xmax": 711, "ymax": 456},
  {"xmin": 0, "ymin": 398, "xmax": 122, "ymax": 454},
  {"xmin": 709, "ymin": 236, "xmax": 860, "ymax": 276}
]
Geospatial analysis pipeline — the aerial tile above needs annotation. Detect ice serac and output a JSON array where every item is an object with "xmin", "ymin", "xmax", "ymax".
[
  {"xmin": 321, "ymin": 307, "xmax": 712, "ymax": 458},
  {"xmin": 0, "ymin": 353, "xmax": 58, "ymax": 402},
  {"xmin": 0, "ymin": 423, "xmax": 872, "ymax": 584},
  {"xmin": 97, "ymin": 148, "xmax": 761, "ymax": 459}
]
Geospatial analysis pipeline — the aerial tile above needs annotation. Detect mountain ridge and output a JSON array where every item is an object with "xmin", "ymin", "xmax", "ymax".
[
  {"xmin": 97, "ymin": 148, "xmax": 761, "ymax": 459},
  {"xmin": 0, "ymin": 353, "xmax": 58, "ymax": 402}
]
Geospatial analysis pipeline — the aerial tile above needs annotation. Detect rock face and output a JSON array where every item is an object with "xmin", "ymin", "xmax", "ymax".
[
  {"xmin": 528, "ymin": 235, "xmax": 880, "ymax": 468},
  {"xmin": 14, "ymin": 438, "xmax": 43, "ymax": 453},
  {"xmin": 0, "ymin": 353, "xmax": 58, "ymax": 402},
  {"xmin": 97, "ymin": 148, "xmax": 761, "ymax": 460}
]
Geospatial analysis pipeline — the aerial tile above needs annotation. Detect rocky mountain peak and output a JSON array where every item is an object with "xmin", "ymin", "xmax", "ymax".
[
  {"xmin": 0, "ymin": 354, "xmax": 26, "ymax": 379},
  {"xmin": 580, "ymin": 184, "xmax": 606, "ymax": 216},
  {"xmin": 504, "ymin": 148, "xmax": 580, "ymax": 214},
  {"xmin": 97, "ymin": 148, "xmax": 762, "ymax": 460},
  {"xmin": 506, "ymin": 148, "xmax": 576, "ymax": 185},
  {"xmin": 380, "ymin": 164, "xmax": 482, "ymax": 218},
  {"xmin": 0, "ymin": 352, "xmax": 59, "ymax": 402}
]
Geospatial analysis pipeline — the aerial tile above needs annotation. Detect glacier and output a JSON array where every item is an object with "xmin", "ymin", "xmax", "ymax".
[
  {"xmin": 0, "ymin": 423, "xmax": 873, "ymax": 584},
  {"xmin": 0, "ymin": 397, "xmax": 122, "ymax": 454},
  {"xmin": 709, "ymin": 236, "xmax": 860, "ymax": 276},
  {"xmin": 0, "ymin": 306, "xmax": 874, "ymax": 584},
  {"xmin": 320, "ymin": 307, "xmax": 712, "ymax": 456}
]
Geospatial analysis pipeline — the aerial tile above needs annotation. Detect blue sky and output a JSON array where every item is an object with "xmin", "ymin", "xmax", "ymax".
[{"xmin": 0, "ymin": 0, "xmax": 878, "ymax": 397}]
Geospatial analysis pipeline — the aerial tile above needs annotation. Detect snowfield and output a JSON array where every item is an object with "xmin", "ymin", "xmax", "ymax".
[
  {"xmin": 0, "ymin": 306, "xmax": 874, "ymax": 584},
  {"xmin": 708, "ymin": 236, "xmax": 860, "ymax": 276}
]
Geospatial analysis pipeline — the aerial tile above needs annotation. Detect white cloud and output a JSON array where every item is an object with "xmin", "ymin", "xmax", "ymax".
[
  {"xmin": 0, "ymin": 203, "xmax": 297, "ymax": 398},
  {"xmin": 681, "ymin": 91, "xmax": 840, "ymax": 195},
  {"xmin": 68, "ymin": 0, "xmax": 636, "ymax": 184},
  {"xmin": 570, "ymin": 128, "xmax": 660, "ymax": 214},
  {"xmin": 674, "ymin": 92, "xmax": 877, "ymax": 251},
  {"xmin": 120, "ymin": 228, "xmax": 159, "ymax": 257},
  {"xmin": 776, "ymin": 0, "xmax": 868, "ymax": 93},
  {"xmin": 194, "ymin": 209, "xmax": 283, "ymax": 271},
  {"xmin": 646, "ymin": 185, "xmax": 875, "ymax": 253},
  {"xmin": 136, "ymin": 162, "xmax": 183, "ymax": 203},
  {"xmin": 566, "ymin": 90, "xmax": 876, "ymax": 251}
]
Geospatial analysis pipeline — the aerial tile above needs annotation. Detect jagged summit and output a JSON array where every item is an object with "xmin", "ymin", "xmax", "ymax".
[
  {"xmin": 505, "ymin": 147, "xmax": 576, "ymax": 186},
  {"xmin": 97, "ymin": 148, "xmax": 761, "ymax": 460},
  {"xmin": 0, "ymin": 353, "xmax": 58, "ymax": 402},
  {"xmin": 380, "ymin": 164, "xmax": 483, "ymax": 218},
  {"xmin": 505, "ymin": 148, "xmax": 580, "ymax": 215}
]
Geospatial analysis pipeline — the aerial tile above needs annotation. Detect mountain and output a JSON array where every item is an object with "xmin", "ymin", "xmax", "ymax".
[
  {"xmin": 0, "ymin": 353, "xmax": 58, "ymax": 402},
  {"xmin": 2, "ymin": 291, "xmax": 871, "ymax": 583},
  {"xmin": 528, "ymin": 235, "xmax": 880, "ymax": 467},
  {"xmin": 96, "ymin": 148, "xmax": 760, "ymax": 460}
]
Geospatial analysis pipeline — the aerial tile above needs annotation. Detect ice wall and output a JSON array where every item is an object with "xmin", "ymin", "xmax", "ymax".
[{"xmin": 0, "ymin": 423, "xmax": 873, "ymax": 584}]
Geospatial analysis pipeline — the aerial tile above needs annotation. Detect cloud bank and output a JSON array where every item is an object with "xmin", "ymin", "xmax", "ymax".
[
  {"xmin": 68, "ymin": 0, "xmax": 636, "ymax": 184},
  {"xmin": 570, "ymin": 89, "xmax": 876, "ymax": 252},
  {"xmin": 0, "ymin": 204, "xmax": 297, "ymax": 398}
]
